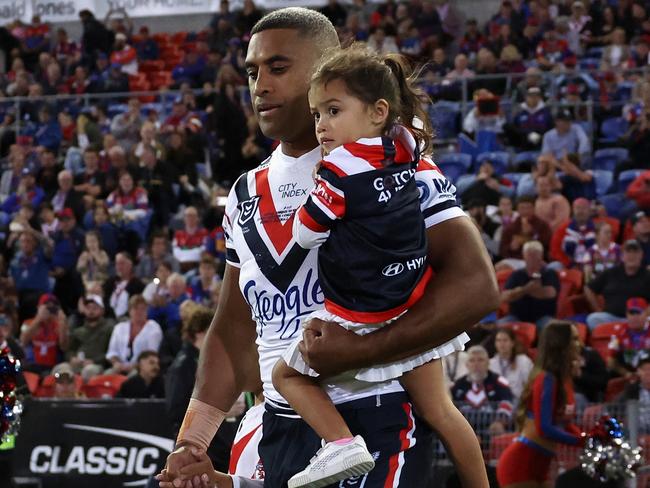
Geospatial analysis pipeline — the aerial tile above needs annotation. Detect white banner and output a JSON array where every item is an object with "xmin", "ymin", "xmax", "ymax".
[
  {"xmin": 32, "ymin": 0, "xmax": 94, "ymax": 22},
  {"xmin": 0, "ymin": 0, "xmax": 29, "ymax": 23},
  {"xmin": 99, "ymin": 0, "xmax": 221, "ymax": 18}
]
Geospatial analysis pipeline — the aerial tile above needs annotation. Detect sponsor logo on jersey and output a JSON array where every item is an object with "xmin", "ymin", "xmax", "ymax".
[
  {"xmin": 238, "ymin": 195, "xmax": 260, "ymax": 225},
  {"xmin": 382, "ymin": 263, "xmax": 405, "ymax": 277},
  {"xmin": 243, "ymin": 268, "xmax": 324, "ymax": 339},
  {"xmin": 373, "ymin": 168, "xmax": 416, "ymax": 203},
  {"xmin": 382, "ymin": 256, "xmax": 426, "ymax": 277}
]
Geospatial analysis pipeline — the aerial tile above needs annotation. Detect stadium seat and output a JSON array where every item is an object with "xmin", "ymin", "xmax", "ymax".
[
  {"xmin": 152, "ymin": 32, "xmax": 171, "ymax": 45},
  {"xmin": 598, "ymin": 193, "xmax": 627, "ymax": 220},
  {"xmin": 149, "ymin": 71, "xmax": 174, "ymax": 89},
  {"xmin": 437, "ymin": 153, "xmax": 472, "ymax": 170},
  {"xmin": 455, "ymin": 174, "xmax": 476, "ymax": 197},
  {"xmin": 83, "ymin": 374, "xmax": 128, "ymax": 398},
  {"xmin": 140, "ymin": 60, "xmax": 165, "ymax": 73},
  {"xmin": 592, "ymin": 147, "xmax": 629, "ymax": 172},
  {"xmin": 599, "ymin": 117, "xmax": 628, "ymax": 143},
  {"xmin": 556, "ymin": 269, "xmax": 584, "ymax": 318},
  {"xmin": 35, "ymin": 374, "xmax": 83, "ymax": 398},
  {"xmin": 430, "ymin": 101, "xmax": 460, "ymax": 140},
  {"xmin": 475, "ymin": 151, "xmax": 510, "ymax": 175},
  {"xmin": 171, "ymin": 31, "xmax": 188, "ymax": 44},
  {"xmin": 513, "ymin": 151, "xmax": 540, "ymax": 169},
  {"xmin": 436, "ymin": 161, "xmax": 467, "ymax": 184},
  {"xmin": 589, "ymin": 321, "xmax": 625, "ymax": 362},
  {"xmin": 516, "ymin": 173, "xmax": 536, "ymax": 197},
  {"xmin": 591, "ymin": 169, "xmax": 613, "ymax": 196},
  {"xmin": 618, "ymin": 169, "xmax": 643, "ymax": 192},
  {"xmin": 575, "ymin": 322, "xmax": 588, "ymax": 344},
  {"xmin": 500, "ymin": 322, "xmax": 536, "ymax": 350},
  {"xmin": 23, "ymin": 371, "xmax": 40, "ymax": 395}
]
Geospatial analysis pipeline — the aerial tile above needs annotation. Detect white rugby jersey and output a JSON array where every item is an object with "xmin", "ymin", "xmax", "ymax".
[
  {"xmin": 222, "ymin": 143, "xmax": 465, "ymax": 405},
  {"xmin": 228, "ymin": 403, "xmax": 265, "ymax": 480}
]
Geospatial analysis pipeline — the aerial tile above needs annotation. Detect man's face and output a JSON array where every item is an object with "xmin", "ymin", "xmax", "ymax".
[
  {"xmin": 19, "ymin": 233, "xmax": 36, "ymax": 254},
  {"xmin": 556, "ymin": 119, "xmax": 570, "ymax": 133},
  {"xmin": 622, "ymin": 248, "xmax": 643, "ymax": 269},
  {"xmin": 633, "ymin": 217, "xmax": 650, "ymax": 239},
  {"xmin": 536, "ymin": 177, "xmax": 551, "ymax": 197},
  {"xmin": 184, "ymin": 209, "xmax": 199, "ymax": 228},
  {"xmin": 84, "ymin": 151, "xmax": 98, "ymax": 170},
  {"xmin": 85, "ymin": 302, "xmax": 104, "ymax": 321},
  {"xmin": 54, "ymin": 374, "xmax": 76, "ymax": 398},
  {"xmin": 626, "ymin": 308, "xmax": 647, "ymax": 330},
  {"xmin": 151, "ymin": 238, "xmax": 166, "ymax": 257},
  {"xmin": 246, "ymin": 29, "xmax": 321, "ymax": 144},
  {"xmin": 517, "ymin": 201, "xmax": 535, "ymax": 219},
  {"xmin": 199, "ymin": 263, "xmax": 215, "ymax": 281},
  {"xmin": 572, "ymin": 201, "xmax": 590, "ymax": 223},
  {"xmin": 115, "ymin": 254, "xmax": 132, "ymax": 278},
  {"xmin": 466, "ymin": 353, "xmax": 489, "ymax": 378},
  {"xmin": 169, "ymin": 280, "xmax": 186, "ymax": 299},
  {"xmin": 58, "ymin": 172, "xmax": 73, "ymax": 191},
  {"xmin": 139, "ymin": 355, "xmax": 160, "ymax": 380},
  {"xmin": 523, "ymin": 248, "xmax": 544, "ymax": 270}
]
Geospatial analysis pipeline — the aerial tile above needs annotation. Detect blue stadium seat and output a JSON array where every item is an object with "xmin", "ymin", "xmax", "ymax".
[
  {"xmin": 586, "ymin": 46, "xmax": 604, "ymax": 58},
  {"xmin": 513, "ymin": 151, "xmax": 540, "ymax": 169},
  {"xmin": 592, "ymin": 147, "xmax": 629, "ymax": 172},
  {"xmin": 599, "ymin": 117, "xmax": 628, "ymax": 143},
  {"xmin": 577, "ymin": 120, "xmax": 593, "ymax": 136},
  {"xmin": 437, "ymin": 153, "xmax": 473, "ymax": 170},
  {"xmin": 430, "ymin": 101, "xmax": 460, "ymax": 140},
  {"xmin": 592, "ymin": 169, "xmax": 614, "ymax": 196},
  {"xmin": 598, "ymin": 193, "xmax": 628, "ymax": 220},
  {"xmin": 455, "ymin": 174, "xmax": 477, "ymax": 197},
  {"xmin": 475, "ymin": 151, "xmax": 510, "ymax": 175},
  {"xmin": 579, "ymin": 58, "xmax": 600, "ymax": 71},
  {"xmin": 436, "ymin": 161, "xmax": 468, "ymax": 184},
  {"xmin": 618, "ymin": 169, "xmax": 643, "ymax": 192}
]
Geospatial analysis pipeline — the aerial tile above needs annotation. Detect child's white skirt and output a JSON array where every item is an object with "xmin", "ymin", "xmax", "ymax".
[{"xmin": 281, "ymin": 309, "xmax": 470, "ymax": 383}]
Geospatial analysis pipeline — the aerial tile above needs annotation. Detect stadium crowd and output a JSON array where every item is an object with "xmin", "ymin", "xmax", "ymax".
[{"xmin": 0, "ymin": 0, "xmax": 649, "ymax": 481}]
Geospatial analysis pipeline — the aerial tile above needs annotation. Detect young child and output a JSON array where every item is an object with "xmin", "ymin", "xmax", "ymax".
[{"xmin": 271, "ymin": 47, "xmax": 487, "ymax": 488}]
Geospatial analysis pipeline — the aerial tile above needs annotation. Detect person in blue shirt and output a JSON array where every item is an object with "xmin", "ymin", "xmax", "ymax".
[
  {"xmin": 541, "ymin": 110, "xmax": 591, "ymax": 163},
  {"xmin": 10, "ymin": 230, "xmax": 52, "ymax": 318},
  {"xmin": 51, "ymin": 208, "xmax": 85, "ymax": 313},
  {"xmin": 0, "ymin": 167, "xmax": 45, "ymax": 223},
  {"xmin": 31, "ymin": 106, "xmax": 62, "ymax": 152},
  {"xmin": 189, "ymin": 256, "xmax": 220, "ymax": 307},
  {"xmin": 135, "ymin": 26, "xmax": 159, "ymax": 61},
  {"xmin": 148, "ymin": 273, "xmax": 189, "ymax": 331}
]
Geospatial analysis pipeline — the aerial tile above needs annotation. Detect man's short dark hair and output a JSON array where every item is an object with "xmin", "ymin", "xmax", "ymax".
[
  {"xmin": 251, "ymin": 7, "xmax": 339, "ymax": 49},
  {"xmin": 137, "ymin": 350, "xmax": 158, "ymax": 363},
  {"xmin": 516, "ymin": 195, "xmax": 536, "ymax": 206}
]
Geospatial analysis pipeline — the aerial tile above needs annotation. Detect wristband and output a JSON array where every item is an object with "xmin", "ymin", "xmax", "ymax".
[{"xmin": 176, "ymin": 398, "xmax": 229, "ymax": 451}]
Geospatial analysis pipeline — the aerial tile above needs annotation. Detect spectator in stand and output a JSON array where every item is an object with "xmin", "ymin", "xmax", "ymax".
[
  {"xmin": 460, "ymin": 19, "xmax": 487, "ymax": 62},
  {"xmin": 73, "ymin": 147, "xmax": 106, "ymax": 202},
  {"xmin": 104, "ymin": 252, "xmax": 145, "ymax": 320},
  {"xmin": 106, "ymin": 172, "xmax": 150, "ymax": 254},
  {"xmin": 29, "ymin": 106, "xmax": 62, "ymax": 153},
  {"xmin": 472, "ymin": 48, "xmax": 506, "ymax": 96},
  {"xmin": 607, "ymin": 298, "xmax": 650, "ymax": 378},
  {"xmin": 10, "ymin": 230, "xmax": 51, "ymax": 318},
  {"xmin": 600, "ymin": 28, "xmax": 630, "ymax": 71},
  {"xmin": 106, "ymin": 294, "xmax": 162, "ymax": 375},
  {"xmin": 143, "ymin": 261, "xmax": 173, "ymax": 306},
  {"xmin": 52, "ymin": 28, "xmax": 80, "ymax": 73},
  {"xmin": 76, "ymin": 230, "xmax": 110, "ymax": 289},
  {"xmin": 237, "ymin": 0, "xmax": 263, "ymax": 34},
  {"xmin": 161, "ymin": 100, "xmax": 192, "ymax": 133},
  {"xmin": 103, "ymin": 63, "xmax": 130, "ymax": 93},
  {"xmin": 573, "ymin": 331, "xmax": 608, "ymax": 408},
  {"xmin": 0, "ymin": 147, "xmax": 25, "ymax": 203},
  {"xmin": 50, "ymin": 363, "xmax": 81, "ymax": 399},
  {"xmin": 536, "ymin": 28, "xmax": 575, "ymax": 71},
  {"xmin": 451, "ymin": 345, "xmax": 514, "ymax": 435},
  {"xmin": 88, "ymin": 204, "xmax": 119, "ymax": 258},
  {"xmin": 499, "ymin": 196, "xmax": 552, "ymax": 265},
  {"xmin": 617, "ymin": 355, "xmax": 650, "ymax": 433},
  {"xmin": 111, "ymin": 98, "xmax": 143, "ymax": 154},
  {"xmin": 116, "ymin": 350, "xmax": 165, "ymax": 399},
  {"xmin": 110, "ymin": 32, "xmax": 138, "ymax": 76},
  {"xmin": 628, "ymin": 36, "xmax": 650, "ymax": 69},
  {"xmin": 132, "ymin": 121, "xmax": 165, "ymax": 162},
  {"xmin": 445, "ymin": 53, "xmax": 475, "ymax": 82},
  {"xmin": 147, "ymin": 273, "xmax": 188, "ymax": 332},
  {"xmin": 0, "ymin": 167, "xmax": 45, "ymax": 224},
  {"xmin": 630, "ymin": 211, "xmax": 650, "ymax": 267},
  {"xmin": 19, "ymin": 293, "xmax": 69, "ymax": 374},
  {"xmin": 189, "ymin": 256, "xmax": 220, "ymax": 307},
  {"xmin": 555, "ymin": 153, "xmax": 595, "ymax": 202},
  {"xmin": 173, "ymin": 206, "xmax": 208, "ymax": 270},
  {"xmin": 489, "ymin": 328, "xmax": 534, "ymax": 401},
  {"xmin": 137, "ymin": 146, "xmax": 174, "ymax": 231},
  {"xmin": 37, "ymin": 147, "xmax": 61, "ymax": 197},
  {"xmin": 585, "ymin": 222, "xmax": 621, "ymax": 284},
  {"xmin": 535, "ymin": 176, "xmax": 571, "ymax": 232},
  {"xmin": 0, "ymin": 310, "xmax": 24, "ymax": 367},
  {"xmin": 50, "ymin": 208, "xmax": 85, "ymax": 313},
  {"xmin": 541, "ymin": 110, "xmax": 591, "ymax": 164},
  {"xmin": 136, "ymin": 232, "xmax": 180, "ymax": 281},
  {"xmin": 428, "ymin": 48, "xmax": 452, "ymax": 77},
  {"xmin": 461, "ymin": 161, "xmax": 512, "ymax": 206},
  {"xmin": 78, "ymin": 10, "xmax": 113, "ymax": 66},
  {"xmin": 551, "ymin": 197, "xmax": 596, "ymax": 269},
  {"xmin": 626, "ymin": 170, "xmax": 650, "ymax": 212},
  {"xmin": 65, "ymin": 294, "xmax": 113, "ymax": 381},
  {"xmin": 507, "ymin": 86, "xmax": 553, "ymax": 150},
  {"xmin": 366, "ymin": 26, "xmax": 399, "ymax": 55},
  {"xmin": 51, "ymin": 170, "xmax": 84, "ymax": 221},
  {"xmin": 319, "ymin": 0, "xmax": 347, "ymax": 27},
  {"xmin": 585, "ymin": 239, "xmax": 650, "ymax": 329},
  {"xmin": 135, "ymin": 26, "xmax": 159, "ymax": 61},
  {"xmin": 500, "ymin": 240, "xmax": 560, "ymax": 330},
  {"xmin": 172, "ymin": 50, "xmax": 206, "ymax": 88},
  {"xmin": 39, "ymin": 202, "xmax": 58, "ymax": 239}
]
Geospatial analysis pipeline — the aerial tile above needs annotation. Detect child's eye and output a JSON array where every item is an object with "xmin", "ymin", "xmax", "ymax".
[
  {"xmin": 312, "ymin": 112, "xmax": 320, "ymax": 121},
  {"xmin": 328, "ymin": 107, "xmax": 339, "ymax": 116}
]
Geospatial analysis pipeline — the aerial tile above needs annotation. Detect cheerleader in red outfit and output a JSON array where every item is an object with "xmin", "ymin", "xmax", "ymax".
[{"xmin": 497, "ymin": 321, "xmax": 586, "ymax": 487}]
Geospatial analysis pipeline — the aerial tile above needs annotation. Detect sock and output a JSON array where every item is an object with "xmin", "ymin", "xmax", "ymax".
[{"xmin": 332, "ymin": 437, "xmax": 354, "ymax": 445}]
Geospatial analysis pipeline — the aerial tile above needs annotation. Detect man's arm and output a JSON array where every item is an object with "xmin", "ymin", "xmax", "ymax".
[
  {"xmin": 584, "ymin": 285, "xmax": 603, "ymax": 312},
  {"xmin": 301, "ymin": 217, "xmax": 499, "ymax": 374}
]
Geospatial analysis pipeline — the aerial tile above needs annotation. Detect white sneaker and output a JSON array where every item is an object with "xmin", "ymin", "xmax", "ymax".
[{"xmin": 287, "ymin": 435, "xmax": 375, "ymax": 488}]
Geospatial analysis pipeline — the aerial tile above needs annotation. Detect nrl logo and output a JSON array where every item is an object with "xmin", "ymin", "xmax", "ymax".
[{"xmin": 238, "ymin": 196, "xmax": 260, "ymax": 225}]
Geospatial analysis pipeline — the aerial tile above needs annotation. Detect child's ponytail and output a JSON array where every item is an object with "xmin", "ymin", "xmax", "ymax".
[{"xmin": 383, "ymin": 54, "xmax": 434, "ymax": 155}]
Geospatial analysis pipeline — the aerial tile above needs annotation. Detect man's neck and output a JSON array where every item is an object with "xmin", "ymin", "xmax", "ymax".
[
  {"xmin": 280, "ymin": 134, "xmax": 319, "ymax": 159},
  {"xmin": 624, "ymin": 265, "xmax": 640, "ymax": 275}
]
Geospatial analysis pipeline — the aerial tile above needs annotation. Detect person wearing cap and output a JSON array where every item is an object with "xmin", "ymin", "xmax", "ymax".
[
  {"xmin": 507, "ymin": 86, "xmax": 553, "ymax": 150},
  {"xmin": 630, "ymin": 210, "xmax": 650, "ymax": 267},
  {"xmin": 135, "ymin": 26, "xmax": 159, "ymax": 61},
  {"xmin": 617, "ymin": 354, "xmax": 650, "ymax": 432},
  {"xmin": 50, "ymin": 207, "xmax": 85, "ymax": 312},
  {"xmin": 50, "ymin": 363, "xmax": 82, "ymax": 399},
  {"xmin": 109, "ymin": 31, "xmax": 137, "ymax": 75},
  {"xmin": 625, "ymin": 170, "xmax": 650, "ymax": 213},
  {"xmin": 586, "ymin": 239, "xmax": 650, "ymax": 330},
  {"xmin": 541, "ymin": 110, "xmax": 591, "ymax": 164},
  {"xmin": 64, "ymin": 295, "xmax": 114, "ymax": 381},
  {"xmin": 607, "ymin": 297, "xmax": 650, "ymax": 378},
  {"xmin": 0, "ymin": 166, "xmax": 45, "ymax": 222},
  {"xmin": 19, "ymin": 293, "xmax": 69, "ymax": 374}
]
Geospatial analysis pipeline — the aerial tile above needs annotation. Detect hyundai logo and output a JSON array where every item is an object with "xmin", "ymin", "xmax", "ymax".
[{"xmin": 382, "ymin": 263, "xmax": 404, "ymax": 277}]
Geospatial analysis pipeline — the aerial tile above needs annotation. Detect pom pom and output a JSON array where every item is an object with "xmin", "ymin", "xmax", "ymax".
[
  {"xmin": 580, "ymin": 415, "xmax": 643, "ymax": 483},
  {"xmin": 0, "ymin": 348, "xmax": 22, "ymax": 444}
]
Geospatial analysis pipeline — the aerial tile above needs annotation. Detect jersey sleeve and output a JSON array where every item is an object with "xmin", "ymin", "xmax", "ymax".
[
  {"xmin": 222, "ymin": 177, "xmax": 243, "ymax": 268},
  {"xmin": 415, "ymin": 157, "xmax": 466, "ymax": 228},
  {"xmin": 293, "ymin": 166, "xmax": 345, "ymax": 250},
  {"xmin": 532, "ymin": 373, "xmax": 583, "ymax": 446}
]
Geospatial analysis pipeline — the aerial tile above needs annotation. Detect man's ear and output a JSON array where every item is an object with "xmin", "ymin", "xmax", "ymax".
[{"xmin": 370, "ymin": 99, "xmax": 390, "ymax": 126}]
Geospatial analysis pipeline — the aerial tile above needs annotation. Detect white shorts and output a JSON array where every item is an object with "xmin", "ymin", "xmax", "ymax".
[
  {"xmin": 281, "ymin": 309, "xmax": 470, "ymax": 383},
  {"xmin": 228, "ymin": 403, "xmax": 265, "ymax": 479}
]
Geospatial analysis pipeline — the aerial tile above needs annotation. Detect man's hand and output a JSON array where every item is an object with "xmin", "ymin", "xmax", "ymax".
[
  {"xmin": 298, "ymin": 319, "xmax": 363, "ymax": 376},
  {"xmin": 159, "ymin": 445, "xmax": 208, "ymax": 488}
]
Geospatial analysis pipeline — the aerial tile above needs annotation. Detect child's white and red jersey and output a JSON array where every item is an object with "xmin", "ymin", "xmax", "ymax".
[{"xmin": 222, "ymin": 129, "xmax": 465, "ymax": 405}]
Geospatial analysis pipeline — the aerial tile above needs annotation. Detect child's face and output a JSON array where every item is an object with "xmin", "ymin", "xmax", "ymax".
[
  {"xmin": 94, "ymin": 208, "xmax": 108, "ymax": 224},
  {"xmin": 308, "ymin": 79, "xmax": 387, "ymax": 154}
]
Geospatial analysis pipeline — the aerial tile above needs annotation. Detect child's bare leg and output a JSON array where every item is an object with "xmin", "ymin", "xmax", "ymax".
[
  {"xmin": 272, "ymin": 359, "xmax": 352, "ymax": 441},
  {"xmin": 400, "ymin": 360, "xmax": 489, "ymax": 488}
]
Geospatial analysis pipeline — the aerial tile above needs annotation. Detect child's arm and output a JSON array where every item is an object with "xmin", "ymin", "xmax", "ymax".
[{"xmin": 293, "ymin": 167, "xmax": 346, "ymax": 250}]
